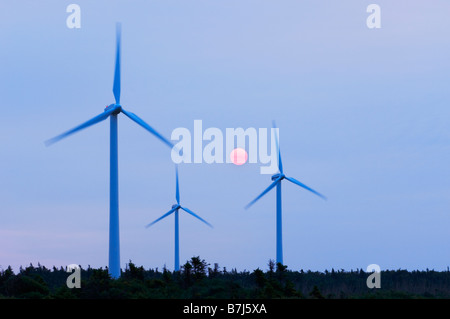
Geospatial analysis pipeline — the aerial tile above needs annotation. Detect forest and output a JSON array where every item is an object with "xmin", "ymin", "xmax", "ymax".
[{"xmin": 1, "ymin": 257, "xmax": 450, "ymax": 299}]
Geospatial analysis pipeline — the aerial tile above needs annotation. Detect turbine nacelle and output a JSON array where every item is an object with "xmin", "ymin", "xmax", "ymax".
[
  {"xmin": 105, "ymin": 104, "xmax": 122, "ymax": 114},
  {"xmin": 172, "ymin": 204, "xmax": 180, "ymax": 210},
  {"xmin": 271, "ymin": 173, "xmax": 285, "ymax": 181}
]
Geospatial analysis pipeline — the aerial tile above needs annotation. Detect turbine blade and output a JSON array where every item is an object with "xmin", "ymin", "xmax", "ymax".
[
  {"xmin": 113, "ymin": 22, "xmax": 121, "ymax": 105},
  {"xmin": 45, "ymin": 108, "xmax": 115, "ymax": 146},
  {"xmin": 245, "ymin": 177, "xmax": 281, "ymax": 209},
  {"xmin": 272, "ymin": 121, "xmax": 283, "ymax": 174},
  {"xmin": 145, "ymin": 207, "xmax": 177, "ymax": 228},
  {"xmin": 175, "ymin": 165, "xmax": 180, "ymax": 204},
  {"xmin": 180, "ymin": 207, "xmax": 213, "ymax": 228},
  {"xmin": 285, "ymin": 176, "xmax": 327, "ymax": 200},
  {"xmin": 121, "ymin": 108, "xmax": 174, "ymax": 148}
]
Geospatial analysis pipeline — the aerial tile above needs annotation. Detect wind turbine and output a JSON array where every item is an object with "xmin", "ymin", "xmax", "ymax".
[
  {"xmin": 146, "ymin": 166, "xmax": 212, "ymax": 271},
  {"xmin": 45, "ymin": 23, "xmax": 173, "ymax": 279},
  {"xmin": 245, "ymin": 122, "xmax": 326, "ymax": 266}
]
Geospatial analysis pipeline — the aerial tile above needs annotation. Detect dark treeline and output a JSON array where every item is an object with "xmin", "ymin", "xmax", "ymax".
[{"xmin": 1, "ymin": 257, "xmax": 450, "ymax": 299}]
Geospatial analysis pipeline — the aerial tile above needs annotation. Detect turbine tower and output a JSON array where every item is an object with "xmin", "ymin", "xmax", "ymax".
[
  {"xmin": 146, "ymin": 166, "xmax": 212, "ymax": 271},
  {"xmin": 45, "ymin": 23, "xmax": 173, "ymax": 278},
  {"xmin": 245, "ymin": 122, "xmax": 326, "ymax": 265}
]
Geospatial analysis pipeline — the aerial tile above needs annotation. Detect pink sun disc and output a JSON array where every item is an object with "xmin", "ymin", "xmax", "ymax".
[{"xmin": 230, "ymin": 148, "xmax": 248, "ymax": 165}]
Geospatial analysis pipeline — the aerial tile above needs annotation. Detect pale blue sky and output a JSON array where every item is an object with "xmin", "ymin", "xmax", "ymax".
[{"xmin": 1, "ymin": 1, "xmax": 450, "ymax": 272}]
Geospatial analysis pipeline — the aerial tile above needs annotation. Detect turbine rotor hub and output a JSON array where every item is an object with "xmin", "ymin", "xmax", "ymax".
[
  {"xmin": 105, "ymin": 104, "xmax": 122, "ymax": 114},
  {"xmin": 172, "ymin": 204, "xmax": 180, "ymax": 209},
  {"xmin": 271, "ymin": 173, "xmax": 285, "ymax": 181}
]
